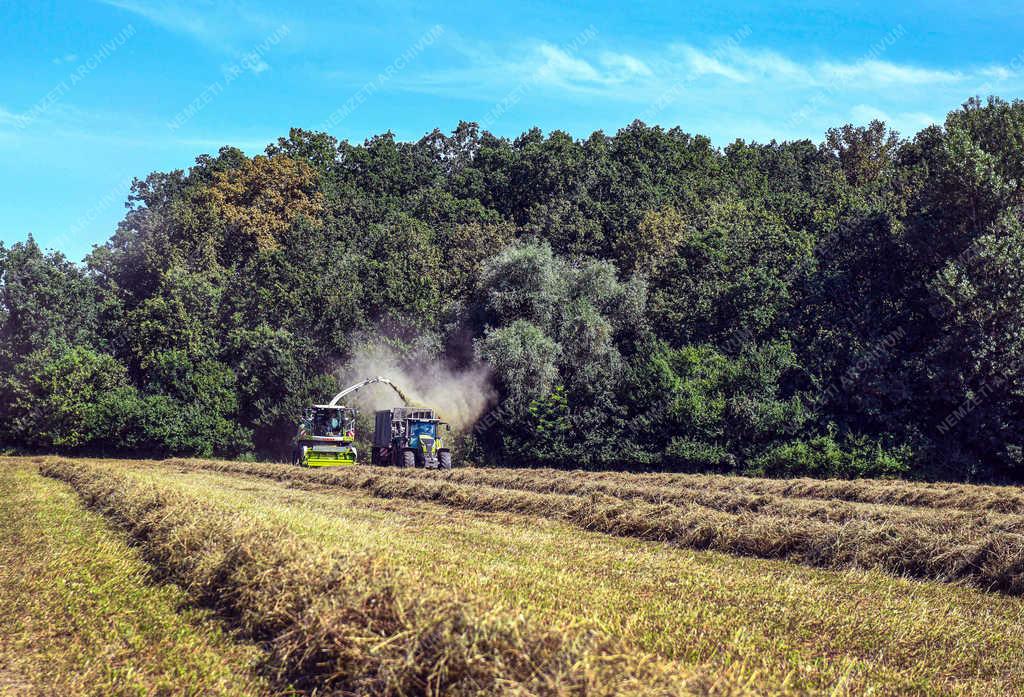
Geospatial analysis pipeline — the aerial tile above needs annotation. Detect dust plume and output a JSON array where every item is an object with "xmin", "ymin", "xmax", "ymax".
[{"xmin": 337, "ymin": 344, "xmax": 497, "ymax": 432}]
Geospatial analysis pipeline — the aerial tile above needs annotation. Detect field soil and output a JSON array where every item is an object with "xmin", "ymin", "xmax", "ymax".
[{"xmin": 5, "ymin": 455, "xmax": 1024, "ymax": 696}]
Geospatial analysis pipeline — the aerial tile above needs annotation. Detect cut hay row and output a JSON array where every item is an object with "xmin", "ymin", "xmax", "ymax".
[
  {"xmin": 169, "ymin": 458, "xmax": 1024, "ymax": 595},
  {"xmin": 38, "ymin": 458, "xmax": 717, "ymax": 697},
  {"xmin": 355, "ymin": 465, "xmax": 1024, "ymax": 535},
  {"xmin": 588, "ymin": 470, "xmax": 1024, "ymax": 515},
  {"xmin": 0, "ymin": 461, "xmax": 271, "ymax": 696}
]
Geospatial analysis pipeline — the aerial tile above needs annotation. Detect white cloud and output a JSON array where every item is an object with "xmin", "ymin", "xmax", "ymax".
[
  {"xmin": 377, "ymin": 29, "xmax": 1021, "ymax": 141},
  {"xmin": 850, "ymin": 104, "xmax": 940, "ymax": 135},
  {"xmin": 726, "ymin": 47, "xmax": 811, "ymax": 83},
  {"xmin": 0, "ymin": 106, "xmax": 26, "ymax": 127},
  {"xmin": 671, "ymin": 44, "xmax": 961, "ymax": 89},
  {"xmin": 850, "ymin": 104, "xmax": 893, "ymax": 123},
  {"xmin": 100, "ymin": 0, "xmax": 216, "ymax": 42},
  {"xmin": 240, "ymin": 51, "xmax": 270, "ymax": 74},
  {"xmin": 600, "ymin": 52, "xmax": 653, "ymax": 78},
  {"xmin": 980, "ymin": 65, "xmax": 1014, "ymax": 80},
  {"xmin": 534, "ymin": 44, "xmax": 602, "ymax": 84},
  {"xmin": 100, "ymin": 0, "xmax": 288, "ymax": 73},
  {"xmin": 416, "ymin": 37, "xmax": 646, "ymax": 97},
  {"xmin": 820, "ymin": 60, "xmax": 961, "ymax": 86},
  {"xmin": 677, "ymin": 46, "xmax": 750, "ymax": 82}
]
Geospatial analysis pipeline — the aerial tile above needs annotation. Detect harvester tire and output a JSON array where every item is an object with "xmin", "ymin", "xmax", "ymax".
[
  {"xmin": 438, "ymin": 450, "xmax": 452, "ymax": 469},
  {"xmin": 401, "ymin": 449, "xmax": 415, "ymax": 468}
]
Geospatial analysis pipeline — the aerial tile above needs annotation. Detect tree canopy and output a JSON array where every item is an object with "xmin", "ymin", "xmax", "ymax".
[{"xmin": 4, "ymin": 96, "xmax": 1024, "ymax": 481}]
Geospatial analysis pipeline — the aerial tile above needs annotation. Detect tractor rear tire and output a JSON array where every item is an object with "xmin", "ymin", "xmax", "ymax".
[
  {"xmin": 401, "ymin": 449, "xmax": 415, "ymax": 468},
  {"xmin": 438, "ymin": 450, "xmax": 452, "ymax": 469}
]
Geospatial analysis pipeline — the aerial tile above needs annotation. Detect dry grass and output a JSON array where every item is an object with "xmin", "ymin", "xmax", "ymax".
[
  {"xmin": 0, "ymin": 460, "xmax": 271, "ymax": 697},
  {"xmin": 336, "ymin": 463, "xmax": 1024, "ymax": 520},
  {"xmin": 32, "ymin": 455, "xmax": 1024, "ymax": 696},
  {"xmin": 36, "ymin": 456, "xmax": 729, "ymax": 697},
  {"xmin": 165, "ymin": 458, "xmax": 1024, "ymax": 594},
  {"xmin": 352, "ymin": 464, "xmax": 1024, "ymax": 533},
  {"xmin": 594, "ymin": 469, "xmax": 1024, "ymax": 514}
]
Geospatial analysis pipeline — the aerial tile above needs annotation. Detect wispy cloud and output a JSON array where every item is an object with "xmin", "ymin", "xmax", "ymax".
[
  {"xmin": 402, "ymin": 35, "xmax": 656, "ymax": 100},
  {"xmin": 0, "ymin": 97, "xmax": 272, "ymax": 154},
  {"xmin": 819, "ymin": 60, "xmax": 961, "ymax": 86},
  {"xmin": 0, "ymin": 107, "xmax": 26, "ymax": 147},
  {"xmin": 980, "ymin": 65, "xmax": 1016, "ymax": 80},
  {"xmin": 676, "ymin": 45, "xmax": 751, "ymax": 82},
  {"xmin": 850, "ymin": 104, "xmax": 939, "ymax": 134},
  {"xmin": 100, "ymin": 0, "xmax": 217, "ymax": 42},
  {"xmin": 732, "ymin": 47, "xmax": 811, "ymax": 82},
  {"xmin": 0, "ymin": 106, "xmax": 25, "ymax": 127},
  {"xmin": 99, "ymin": 0, "xmax": 290, "ymax": 73},
  {"xmin": 674, "ymin": 45, "xmax": 962, "ymax": 89},
  {"xmin": 411, "ymin": 34, "xmax": 1003, "ymax": 101},
  {"xmin": 394, "ymin": 30, "xmax": 1022, "ymax": 140},
  {"xmin": 599, "ymin": 52, "xmax": 653, "ymax": 79},
  {"xmin": 534, "ymin": 45, "xmax": 602, "ymax": 84}
]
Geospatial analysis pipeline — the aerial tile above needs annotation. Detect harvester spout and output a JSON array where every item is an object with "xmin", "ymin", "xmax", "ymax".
[{"xmin": 328, "ymin": 376, "xmax": 410, "ymax": 406}]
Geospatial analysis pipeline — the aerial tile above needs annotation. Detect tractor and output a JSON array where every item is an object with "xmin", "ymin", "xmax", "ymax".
[{"xmin": 371, "ymin": 407, "xmax": 452, "ymax": 469}]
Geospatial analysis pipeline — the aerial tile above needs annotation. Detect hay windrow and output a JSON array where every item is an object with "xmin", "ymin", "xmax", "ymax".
[
  {"xmin": 39, "ymin": 458, "xmax": 720, "ymax": 697},
  {"xmin": 342, "ymin": 465, "xmax": 1024, "ymax": 534},
  {"xmin": 166, "ymin": 458, "xmax": 1024, "ymax": 595},
  {"xmin": 603, "ymin": 470, "xmax": 1024, "ymax": 515}
]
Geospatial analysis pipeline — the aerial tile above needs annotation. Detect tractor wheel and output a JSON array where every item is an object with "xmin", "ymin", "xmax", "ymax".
[
  {"xmin": 438, "ymin": 449, "xmax": 452, "ymax": 469},
  {"xmin": 401, "ymin": 449, "xmax": 415, "ymax": 468}
]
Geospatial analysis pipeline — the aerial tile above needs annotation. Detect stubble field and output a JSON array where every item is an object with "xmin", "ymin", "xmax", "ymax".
[{"xmin": 3, "ymin": 455, "xmax": 1023, "ymax": 696}]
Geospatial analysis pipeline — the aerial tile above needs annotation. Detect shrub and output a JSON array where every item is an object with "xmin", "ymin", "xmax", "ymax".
[{"xmin": 747, "ymin": 433, "xmax": 911, "ymax": 479}]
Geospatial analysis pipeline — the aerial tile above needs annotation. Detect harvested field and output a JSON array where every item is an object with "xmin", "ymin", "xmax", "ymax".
[
  {"xmin": 8, "ymin": 455, "xmax": 1024, "ymax": 695},
  {"xmin": 0, "ymin": 460, "xmax": 270, "ymax": 696},
  {"xmin": 168, "ymin": 458, "xmax": 1024, "ymax": 594},
  {"xmin": 33, "ymin": 457, "xmax": 713, "ymax": 696},
  {"xmin": 291, "ymin": 461, "xmax": 1024, "ymax": 531},
  {"xmin": 609, "ymin": 470, "xmax": 1024, "ymax": 515}
]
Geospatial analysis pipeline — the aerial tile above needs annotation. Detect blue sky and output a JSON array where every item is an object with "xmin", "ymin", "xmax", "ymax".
[{"xmin": 3, "ymin": 0, "xmax": 1024, "ymax": 261}]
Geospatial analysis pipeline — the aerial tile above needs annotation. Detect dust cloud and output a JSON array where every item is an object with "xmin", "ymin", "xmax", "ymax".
[{"xmin": 337, "ymin": 344, "xmax": 496, "ymax": 432}]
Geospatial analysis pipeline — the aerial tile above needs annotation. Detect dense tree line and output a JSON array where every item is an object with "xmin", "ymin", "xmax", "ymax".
[{"xmin": 4, "ymin": 96, "xmax": 1024, "ymax": 481}]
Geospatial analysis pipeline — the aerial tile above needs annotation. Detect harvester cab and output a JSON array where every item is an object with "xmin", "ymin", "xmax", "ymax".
[
  {"xmin": 371, "ymin": 407, "xmax": 453, "ymax": 469},
  {"xmin": 292, "ymin": 404, "xmax": 357, "ymax": 467}
]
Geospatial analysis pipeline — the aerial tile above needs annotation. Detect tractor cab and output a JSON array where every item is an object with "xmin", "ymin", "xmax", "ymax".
[
  {"xmin": 407, "ymin": 419, "xmax": 437, "ymax": 449},
  {"xmin": 371, "ymin": 407, "xmax": 453, "ymax": 469},
  {"xmin": 292, "ymin": 405, "xmax": 357, "ymax": 467}
]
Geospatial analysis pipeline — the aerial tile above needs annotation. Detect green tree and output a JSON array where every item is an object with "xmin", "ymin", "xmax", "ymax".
[{"xmin": 1, "ymin": 345, "xmax": 137, "ymax": 450}]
